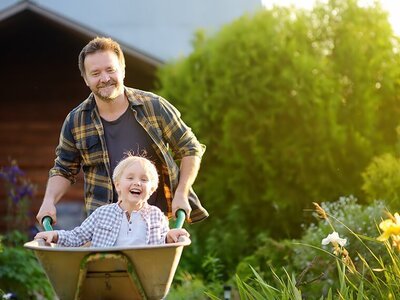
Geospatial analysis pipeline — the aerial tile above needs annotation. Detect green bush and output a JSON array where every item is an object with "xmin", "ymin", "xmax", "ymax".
[
  {"xmin": 167, "ymin": 271, "xmax": 220, "ymax": 300},
  {"xmin": 291, "ymin": 196, "xmax": 387, "ymax": 298},
  {"xmin": 0, "ymin": 231, "xmax": 54, "ymax": 299},
  {"xmin": 362, "ymin": 153, "xmax": 400, "ymax": 209},
  {"xmin": 157, "ymin": 0, "xmax": 400, "ymax": 278},
  {"xmin": 225, "ymin": 200, "xmax": 400, "ymax": 299},
  {"xmin": 236, "ymin": 236, "xmax": 294, "ymax": 283},
  {"xmin": 235, "ymin": 197, "xmax": 387, "ymax": 298}
]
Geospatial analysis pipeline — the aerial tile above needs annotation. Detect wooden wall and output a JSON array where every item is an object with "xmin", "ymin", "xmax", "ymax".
[{"xmin": 0, "ymin": 9, "xmax": 157, "ymax": 233}]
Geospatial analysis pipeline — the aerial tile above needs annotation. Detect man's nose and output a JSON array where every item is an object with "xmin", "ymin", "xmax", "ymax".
[{"xmin": 100, "ymin": 72, "xmax": 110, "ymax": 82}]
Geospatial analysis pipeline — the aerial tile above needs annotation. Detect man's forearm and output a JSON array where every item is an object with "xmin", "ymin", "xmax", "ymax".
[
  {"xmin": 43, "ymin": 175, "xmax": 71, "ymax": 205},
  {"xmin": 175, "ymin": 156, "xmax": 201, "ymax": 196}
]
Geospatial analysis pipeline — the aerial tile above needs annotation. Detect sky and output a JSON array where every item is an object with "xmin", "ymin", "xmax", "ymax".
[{"xmin": 261, "ymin": 0, "xmax": 400, "ymax": 36}]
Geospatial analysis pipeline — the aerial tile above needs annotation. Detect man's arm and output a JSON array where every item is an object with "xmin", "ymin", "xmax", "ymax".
[
  {"xmin": 172, "ymin": 156, "xmax": 201, "ymax": 217},
  {"xmin": 37, "ymin": 112, "xmax": 80, "ymax": 225},
  {"xmin": 153, "ymin": 96, "xmax": 206, "ymax": 219},
  {"xmin": 36, "ymin": 175, "xmax": 71, "ymax": 225}
]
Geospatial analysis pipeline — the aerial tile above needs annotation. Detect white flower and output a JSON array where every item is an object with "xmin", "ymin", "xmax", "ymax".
[
  {"xmin": 2, "ymin": 293, "xmax": 13, "ymax": 300},
  {"xmin": 321, "ymin": 231, "xmax": 347, "ymax": 247}
]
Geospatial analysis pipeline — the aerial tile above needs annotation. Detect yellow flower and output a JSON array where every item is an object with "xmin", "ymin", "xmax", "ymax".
[{"xmin": 377, "ymin": 213, "xmax": 400, "ymax": 241}]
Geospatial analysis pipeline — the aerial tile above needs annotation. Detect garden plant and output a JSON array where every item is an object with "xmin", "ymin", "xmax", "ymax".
[{"xmin": 0, "ymin": 161, "xmax": 54, "ymax": 299}]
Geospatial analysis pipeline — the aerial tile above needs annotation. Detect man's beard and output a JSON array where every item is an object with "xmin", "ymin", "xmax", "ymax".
[{"xmin": 94, "ymin": 80, "xmax": 123, "ymax": 102}]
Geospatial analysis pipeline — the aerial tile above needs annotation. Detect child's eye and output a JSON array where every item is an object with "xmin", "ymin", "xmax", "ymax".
[{"xmin": 141, "ymin": 178, "xmax": 149, "ymax": 182}]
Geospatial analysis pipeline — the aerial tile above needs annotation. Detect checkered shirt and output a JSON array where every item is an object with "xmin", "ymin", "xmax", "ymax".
[
  {"xmin": 49, "ymin": 87, "xmax": 209, "ymax": 223},
  {"xmin": 57, "ymin": 203, "xmax": 169, "ymax": 247}
]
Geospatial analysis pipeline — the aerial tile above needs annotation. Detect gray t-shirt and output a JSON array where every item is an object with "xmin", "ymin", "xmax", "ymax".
[{"xmin": 101, "ymin": 107, "xmax": 165, "ymax": 207}]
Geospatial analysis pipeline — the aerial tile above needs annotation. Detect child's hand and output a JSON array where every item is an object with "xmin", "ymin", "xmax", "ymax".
[
  {"xmin": 167, "ymin": 228, "xmax": 190, "ymax": 243},
  {"xmin": 35, "ymin": 231, "xmax": 58, "ymax": 244}
]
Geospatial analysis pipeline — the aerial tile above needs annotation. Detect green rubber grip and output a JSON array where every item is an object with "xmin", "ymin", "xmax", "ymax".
[
  {"xmin": 175, "ymin": 209, "xmax": 186, "ymax": 229},
  {"xmin": 42, "ymin": 216, "xmax": 54, "ymax": 231}
]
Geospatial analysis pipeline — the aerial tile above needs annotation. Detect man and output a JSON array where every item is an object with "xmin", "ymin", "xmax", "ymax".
[{"xmin": 36, "ymin": 37, "xmax": 208, "ymax": 225}]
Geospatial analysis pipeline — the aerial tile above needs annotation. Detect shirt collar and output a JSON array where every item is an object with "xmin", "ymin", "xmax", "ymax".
[
  {"xmin": 125, "ymin": 87, "xmax": 145, "ymax": 107},
  {"xmin": 116, "ymin": 201, "xmax": 151, "ymax": 215},
  {"xmin": 80, "ymin": 93, "xmax": 96, "ymax": 111}
]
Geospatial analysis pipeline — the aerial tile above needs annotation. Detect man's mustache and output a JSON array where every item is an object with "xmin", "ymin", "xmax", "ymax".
[{"xmin": 97, "ymin": 80, "xmax": 117, "ymax": 88}]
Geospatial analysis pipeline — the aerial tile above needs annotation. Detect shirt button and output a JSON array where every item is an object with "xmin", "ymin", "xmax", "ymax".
[
  {"xmin": 129, "ymin": 229, "xmax": 131, "ymax": 231},
  {"xmin": 129, "ymin": 222, "xmax": 132, "ymax": 224}
]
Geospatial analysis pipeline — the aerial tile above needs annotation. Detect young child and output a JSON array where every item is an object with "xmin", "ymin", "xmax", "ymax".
[{"xmin": 35, "ymin": 155, "xmax": 189, "ymax": 247}]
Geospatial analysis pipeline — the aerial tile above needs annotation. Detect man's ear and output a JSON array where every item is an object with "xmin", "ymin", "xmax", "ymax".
[{"xmin": 83, "ymin": 75, "xmax": 89, "ymax": 87}]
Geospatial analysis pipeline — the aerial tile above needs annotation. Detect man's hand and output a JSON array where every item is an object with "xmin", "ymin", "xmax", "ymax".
[
  {"xmin": 173, "ymin": 156, "xmax": 201, "ymax": 219},
  {"xmin": 36, "ymin": 201, "xmax": 57, "ymax": 225},
  {"xmin": 36, "ymin": 175, "xmax": 71, "ymax": 226},
  {"xmin": 172, "ymin": 192, "xmax": 192, "ymax": 219}
]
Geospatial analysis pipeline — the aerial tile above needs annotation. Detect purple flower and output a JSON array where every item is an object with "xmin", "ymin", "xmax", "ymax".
[
  {"xmin": 16, "ymin": 183, "xmax": 34, "ymax": 201},
  {"xmin": 1, "ymin": 161, "xmax": 34, "ymax": 204},
  {"xmin": 0, "ymin": 163, "xmax": 25, "ymax": 186}
]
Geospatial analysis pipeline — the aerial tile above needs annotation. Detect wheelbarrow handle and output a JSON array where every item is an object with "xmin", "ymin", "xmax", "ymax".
[
  {"xmin": 175, "ymin": 209, "xmax": 186, "ymax": 229},
  {"xmin": 42, "ymin": 216, "xmax": 54, "ymax": 231},
  {"xmin": 42, "ymin": 211, "xmax": 185, "ymax": 230}
]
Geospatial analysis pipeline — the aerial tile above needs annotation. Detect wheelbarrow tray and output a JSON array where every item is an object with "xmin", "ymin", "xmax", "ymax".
[{"xmin": 24, "ymin": 239, "xmax": 190, "ymax": 300}]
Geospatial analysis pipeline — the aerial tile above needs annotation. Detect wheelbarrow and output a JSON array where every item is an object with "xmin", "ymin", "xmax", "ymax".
[{"xmin": 24, "ymin": 210, "xmax": 190, "ymax": 300}]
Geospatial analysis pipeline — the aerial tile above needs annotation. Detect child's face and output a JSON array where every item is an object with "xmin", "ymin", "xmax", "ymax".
[{"xmin": 115, "ymin": 161, "xmax": 154, "ymax": 210}]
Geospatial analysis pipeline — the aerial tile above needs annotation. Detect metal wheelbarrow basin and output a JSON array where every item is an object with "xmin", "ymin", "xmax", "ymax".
[{"xmin": 24, "ymin": 239, "xmax": 190, "ymax": 300}]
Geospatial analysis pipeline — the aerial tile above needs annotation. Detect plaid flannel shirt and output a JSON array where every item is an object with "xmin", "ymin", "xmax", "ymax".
[
  {"xmin": 57, "ymin": 203, "xmax": 169, "ymax": 247},
  {"xmin": 50, "ymin": 87, "xmax": 209, "ymax": 223}
]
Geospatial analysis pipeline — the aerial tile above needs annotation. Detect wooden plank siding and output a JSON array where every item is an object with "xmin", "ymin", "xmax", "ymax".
[{"xmin": 0, "ymin": 7, "xmax": 158, "ymax": 233}]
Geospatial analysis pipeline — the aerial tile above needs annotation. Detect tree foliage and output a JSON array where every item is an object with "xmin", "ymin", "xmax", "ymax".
[
  {"xmin": 362, "ymin": 153, "xmax": 400, "ymax": 209},
  {"xmin": 156, "ymin": 0, "xmax": 400, "ymax": 276}
]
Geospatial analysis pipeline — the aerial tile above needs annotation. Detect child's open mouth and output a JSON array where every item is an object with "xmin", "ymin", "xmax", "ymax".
[{"xmin": 130, "ymin": 189, "xmax": 141, "ymax": 195}]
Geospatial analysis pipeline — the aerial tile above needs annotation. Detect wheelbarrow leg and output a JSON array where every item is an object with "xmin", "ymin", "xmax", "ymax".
[{"xmin": 74, "ymin": 252, "xmax": 148, "ymax": 300}]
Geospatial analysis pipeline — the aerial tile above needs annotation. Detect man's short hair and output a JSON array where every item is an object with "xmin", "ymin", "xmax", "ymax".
[{"xmin": 78, "ymin": 37, "xmax": 125, "ymax": 77}]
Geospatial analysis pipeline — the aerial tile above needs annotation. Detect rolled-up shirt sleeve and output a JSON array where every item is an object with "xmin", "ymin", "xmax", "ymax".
[
  {"xmin": 157, "ymin": 97, "xmax": 206, "ymax": 160},
  {"xmin": 49, "ymin": 114, "xmax": 81, "ymax": 184}
]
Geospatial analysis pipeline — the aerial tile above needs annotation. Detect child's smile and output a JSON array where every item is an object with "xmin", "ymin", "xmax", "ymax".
[{"xmin": 130, "ymin": 187, "xmax": 141, "ymax": 195}]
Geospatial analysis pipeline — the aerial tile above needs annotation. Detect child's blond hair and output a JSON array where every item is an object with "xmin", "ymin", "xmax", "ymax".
[{"xmin": 112, "ymin": 154, "xmax": 159, "ymax": 192}]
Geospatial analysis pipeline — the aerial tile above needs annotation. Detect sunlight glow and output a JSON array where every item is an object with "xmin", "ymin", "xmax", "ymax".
[{"xmin": 261, "ymin": 0, "xmax": 400, "ymax": 35}]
